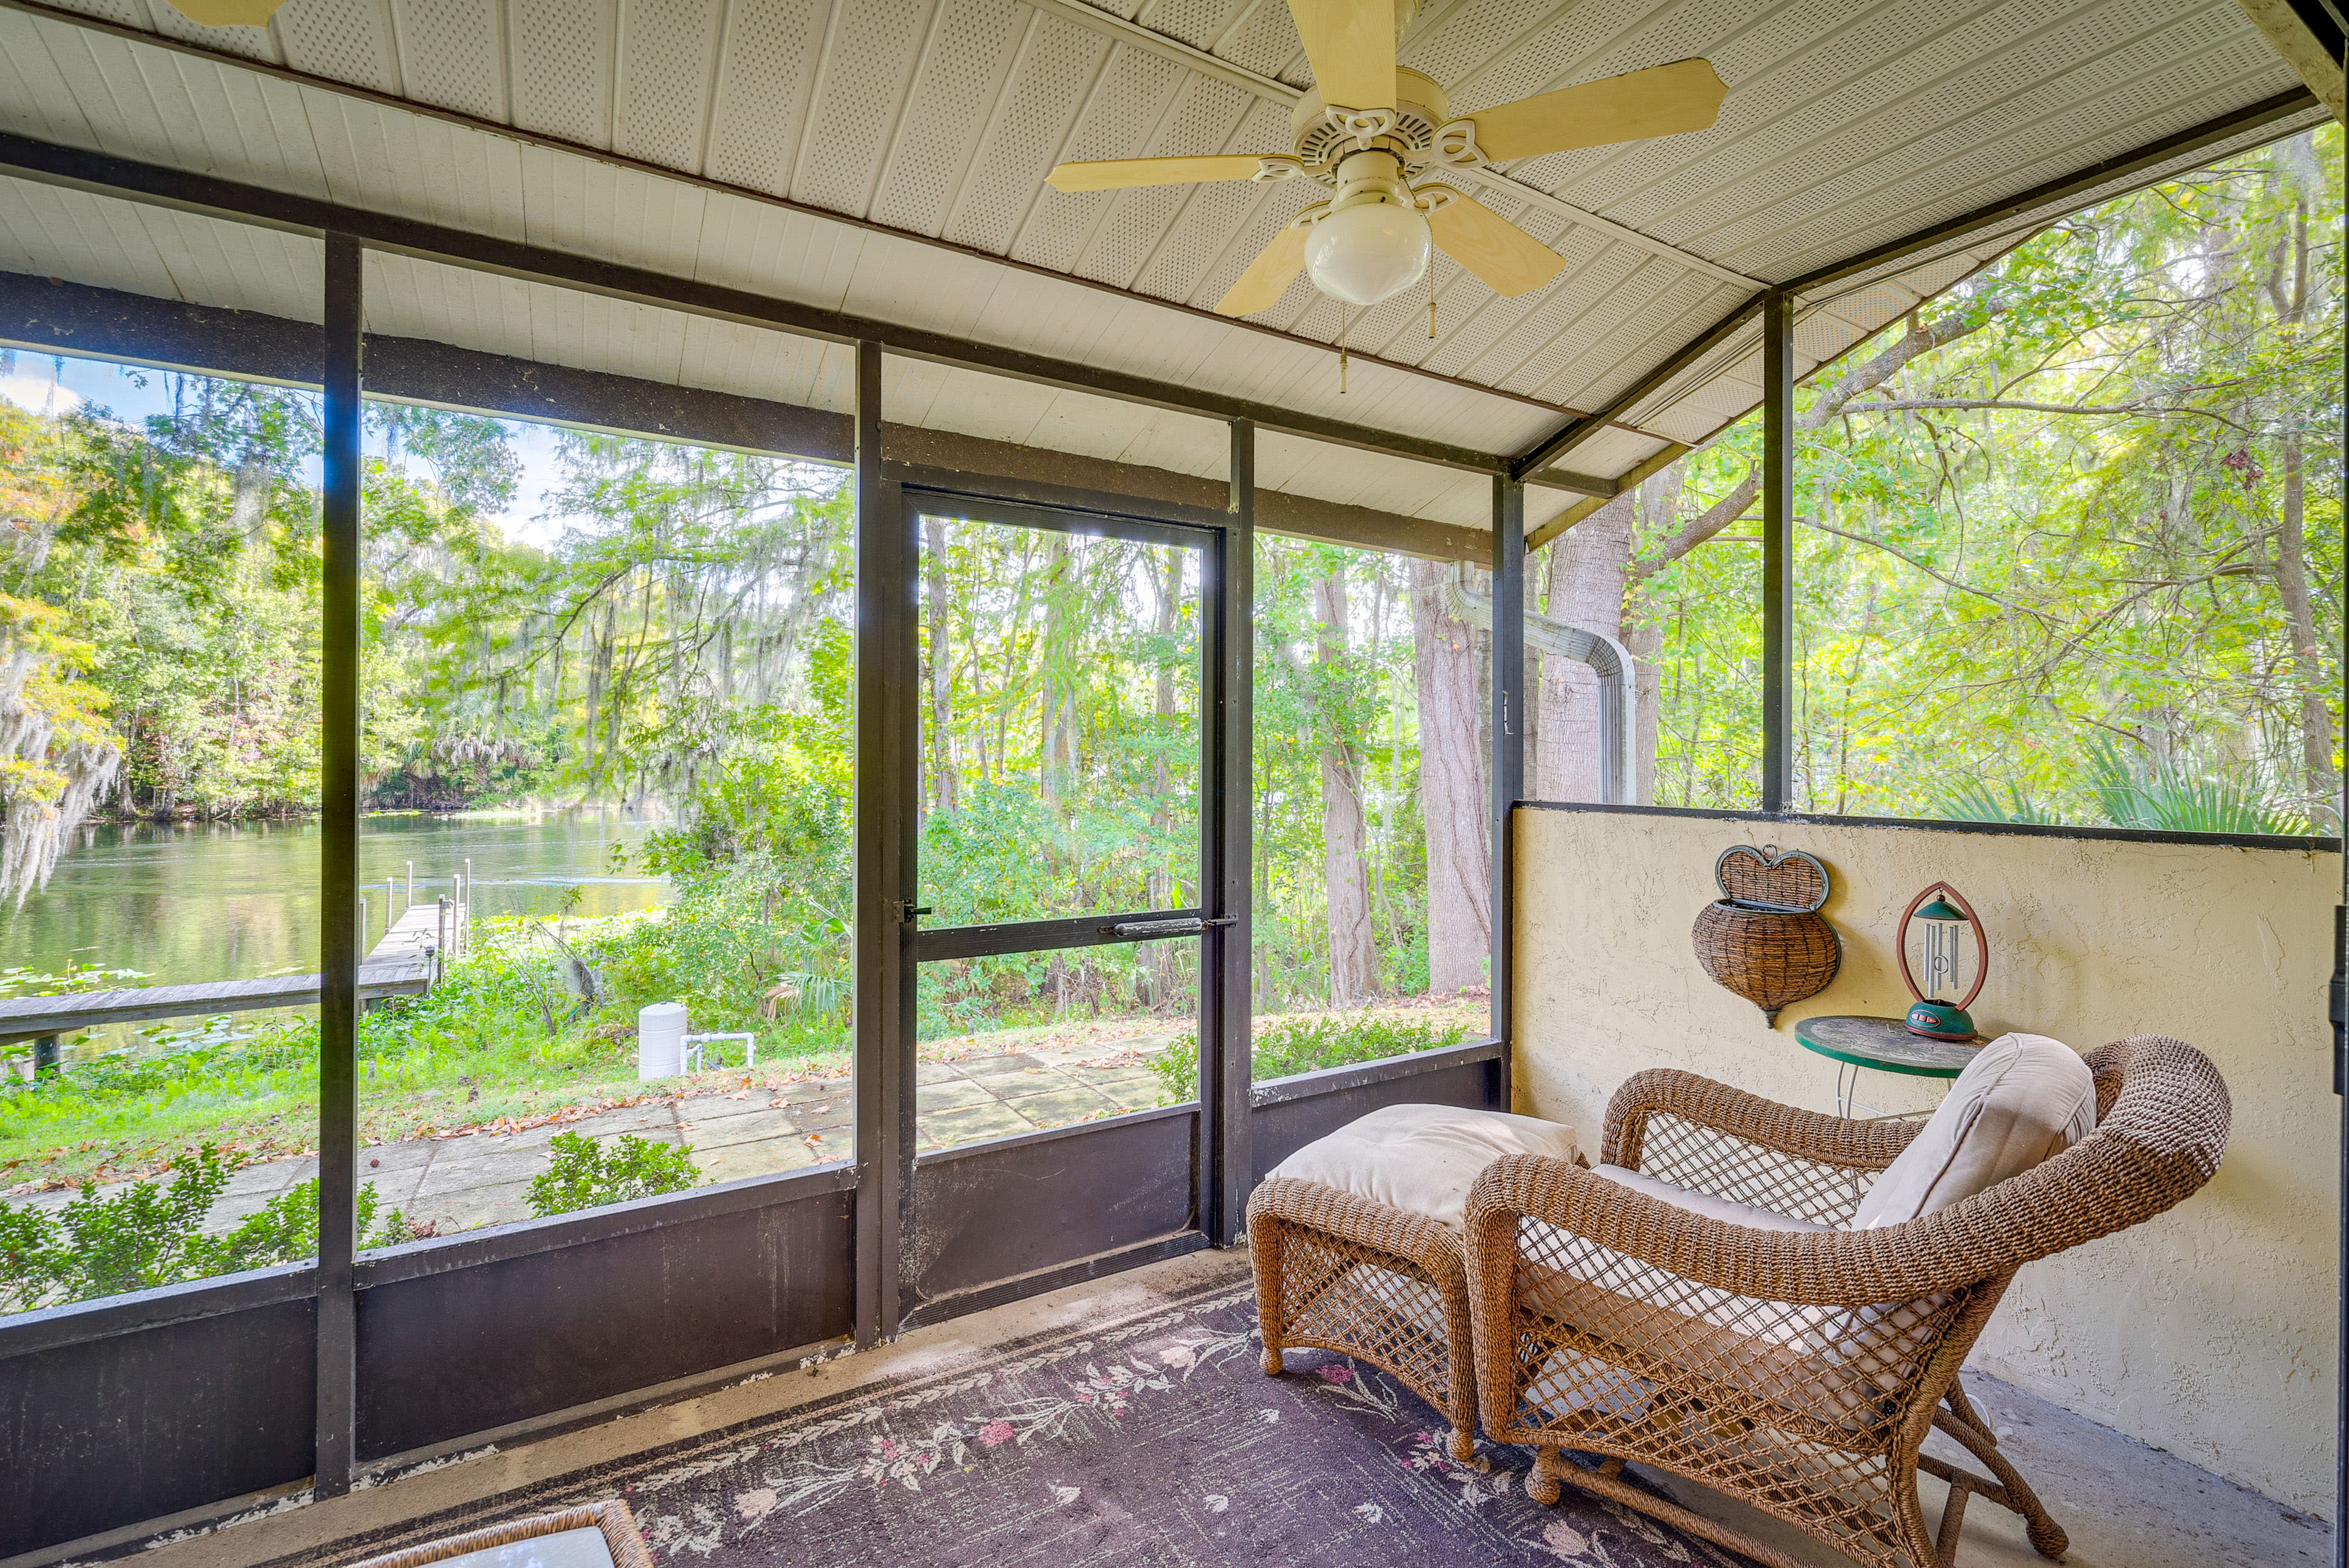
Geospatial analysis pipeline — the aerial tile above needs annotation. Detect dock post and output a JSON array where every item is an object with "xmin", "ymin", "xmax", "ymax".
[
  {"xmin": 437, "ymin": 896, "xmax": 449, "ymax": 981},
  {"xmin": 32, "ymin": 1034, "xmax": 58, "ymax": 1077}
]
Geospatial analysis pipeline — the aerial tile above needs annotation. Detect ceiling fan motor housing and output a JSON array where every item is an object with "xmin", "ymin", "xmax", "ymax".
[{"xmin": 1290, "ymin": 68, "xmax": 1453, "ymax": 173}]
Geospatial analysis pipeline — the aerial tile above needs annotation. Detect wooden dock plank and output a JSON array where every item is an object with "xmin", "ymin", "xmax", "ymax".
[
  {"xmin": 0, "ymin": 899, "xmax": 467, "ymax": 1044},
  {"xmin": 0, "ymin": 964, "xmax": 432, "ymax": 1042}
]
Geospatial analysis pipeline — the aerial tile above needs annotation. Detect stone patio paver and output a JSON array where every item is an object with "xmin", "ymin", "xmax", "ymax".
[
  {"xmin": 1001, "ymin": 1085, "xmax": 1123, "ymax": 1128},
  {"xmin": 6, "ymin": 1042, "xmax": 1186, "ymax": 1247},
  {"xmin": 680, "ymin": 1108, "xmax": 803, "ymax": 1150},
  {"xmin": 916, "ymin": 1101, "xmax": 1034, "ymax": 1151},
  {"xmin": 913, "ymin": 1077, "xmax": 996, "ymax": 1113}
]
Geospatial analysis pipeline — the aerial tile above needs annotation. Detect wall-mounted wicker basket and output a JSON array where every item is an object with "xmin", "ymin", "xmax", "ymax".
[{"xmin": 1692, "ymin": 844, "xmax": 1840, "ymax": 1024}]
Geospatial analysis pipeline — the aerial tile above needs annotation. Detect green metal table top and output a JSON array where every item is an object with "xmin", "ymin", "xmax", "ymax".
[{"xmin": 1793, "ymin": 1014, "xmax": 1983, "ymax": 1078}]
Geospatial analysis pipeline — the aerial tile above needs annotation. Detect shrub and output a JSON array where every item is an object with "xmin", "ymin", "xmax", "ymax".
[
  {"xmin": 0, "ymin": 1143, "xmax": 428, "ymax": 1313},
  {"xmin": 1146, "ymin": 1012, "xmax": 1470, "ymax": 1102},
  {"xmin": 525, "ymin": 1131, "xmax": 699, "ymax": 1219}
]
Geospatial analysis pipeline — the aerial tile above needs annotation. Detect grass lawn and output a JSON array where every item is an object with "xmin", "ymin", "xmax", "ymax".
[{"xmin": 4, "ymin": 987, "xmax": 1485, "ymax": 1195}]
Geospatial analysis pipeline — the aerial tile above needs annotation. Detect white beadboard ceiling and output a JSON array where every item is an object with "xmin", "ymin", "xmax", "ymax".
[{"xmin": 0, "ymin": 0, "xmax": 2326, "ymax": 535}]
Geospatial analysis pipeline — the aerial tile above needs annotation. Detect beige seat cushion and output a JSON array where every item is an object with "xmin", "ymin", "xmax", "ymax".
[
  {"xmin": 1586, "ymin": 1162, "xmax": 1830, "ymax": 1235},
  {"xmin": 1854, "ymin": 1032, "xmax": 2098, "ymax": 1229},
  {"xmin": 1263, "ymin": 1102, "xmax": 1579, "ymax": 1232}
]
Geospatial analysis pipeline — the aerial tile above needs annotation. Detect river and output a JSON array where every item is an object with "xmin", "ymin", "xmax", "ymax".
[{"xmin": 0, "ymin": 809, "xmax": 670, "ymax": 999}]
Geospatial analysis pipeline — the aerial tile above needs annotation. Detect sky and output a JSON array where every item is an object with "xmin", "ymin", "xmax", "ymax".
[{"xmin": 0, "ymin": 349, "xmax": 574, "ymax": 548}]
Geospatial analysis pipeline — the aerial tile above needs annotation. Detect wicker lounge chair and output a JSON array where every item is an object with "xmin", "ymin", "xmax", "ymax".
[{"xmin": 1462, "ymin": 1035, "xmax": 2230, "ymax": 1568}]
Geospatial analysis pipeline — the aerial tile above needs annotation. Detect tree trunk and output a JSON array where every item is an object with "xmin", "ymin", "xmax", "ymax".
[
  {"xmin": 1412, "ymin": 559, "xmax": 1488, "ymax": 995},
  {"xmin": 1537, "ymin": 492, "xmax": 1636, "ymax": 801},
  {"xmin": 924, "ymin": 516, "xmax": 957, "ymax": 813},
  {"xmin": 2273, "ymin": 436, "xmax": 2337, "ymax": 827},
  {"xmin": 1313, "ymin": 569, "xmax": 1375, "ymax": 1002},
  {"xmin": 2268, "ymin": 198, "xmax": 2338, "ymax": 829},
  {"xmin": 1147, "ymin": 548, "xmax": 1183, "ymax": 1002},
  {"xmin": 1535, "ymin": 470, "xmax": 1680, "ymax": 803},
  {"xmin": 1039, "ymin": 536, "xmax": 1077, "ymax": 813}
]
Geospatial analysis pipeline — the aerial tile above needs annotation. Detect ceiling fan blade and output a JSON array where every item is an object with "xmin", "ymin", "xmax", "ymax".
[
  {"xmin": 1468, "ymin": 58, "xmax": 1726, "ymax": 163},
  {"xmin": 1286, "ymin": 0, "xmax": 1397, "ymax": 110},
  {"xmin": 1428, "ymin": 193, "xmax": 1567, "ymax": 297},
  {"xmin": 1215, "ymin": 224, "xmax": 1310, "ymax": 317},
  {"xmin": 1047, "ymin": 155, "xmax": 1274, "ymax": 193}
]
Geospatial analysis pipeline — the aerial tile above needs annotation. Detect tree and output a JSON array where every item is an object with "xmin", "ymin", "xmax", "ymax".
[
  {"xmin": 1412, "ymin": 557, "xmax": 1488, "ymax": 995},
  {"xmin": 1534, "ymin": 131, "xmax": 2342, "ymax": 829}
]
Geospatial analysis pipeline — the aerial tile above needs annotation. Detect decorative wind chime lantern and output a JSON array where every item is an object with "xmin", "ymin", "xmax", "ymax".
[{"xmin": 1898, "ymin": 883, "xmax": 1987, "ymax": 1041}]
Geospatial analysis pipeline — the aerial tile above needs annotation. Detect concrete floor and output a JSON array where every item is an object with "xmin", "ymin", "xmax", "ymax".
[{"xmin": 122, "ymin": 1249, "xmax": 2328, "ymax": 1568}]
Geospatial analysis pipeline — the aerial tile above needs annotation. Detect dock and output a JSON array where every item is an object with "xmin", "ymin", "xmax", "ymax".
[{"xmin": 0, "ymin": 897, "xmax": 468, "ymax": 1051}]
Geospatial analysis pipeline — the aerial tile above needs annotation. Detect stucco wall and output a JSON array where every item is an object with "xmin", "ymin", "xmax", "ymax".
[{"xmin": 1512, "ymin": 805, "xmax": 2341, "ymax": 1514}]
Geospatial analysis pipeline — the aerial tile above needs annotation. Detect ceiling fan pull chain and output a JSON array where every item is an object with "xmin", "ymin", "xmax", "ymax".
[
  {"xmin": 1339, "ymin": 303, "xmax": 1349, "ymax": 393},
  {"xmin": 1428, "ymin": 264, "xmax": 1437, "ymax": 339}
]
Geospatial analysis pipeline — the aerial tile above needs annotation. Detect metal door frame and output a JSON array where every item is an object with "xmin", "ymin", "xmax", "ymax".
[{"xmin": 854, "ymin": 434, "xmax": 1255, "ymax": 1342}]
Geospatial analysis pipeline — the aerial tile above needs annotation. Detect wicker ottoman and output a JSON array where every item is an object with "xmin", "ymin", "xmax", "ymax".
[{"xmin": 1247, "ymin": 1103, "xmax": 1581, "ymax": 1463}]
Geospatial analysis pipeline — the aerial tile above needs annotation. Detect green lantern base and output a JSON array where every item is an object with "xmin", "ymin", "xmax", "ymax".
[{"xmin": 1904, "ymin": 1000, "xmax": 1975, "ymax": 1041}]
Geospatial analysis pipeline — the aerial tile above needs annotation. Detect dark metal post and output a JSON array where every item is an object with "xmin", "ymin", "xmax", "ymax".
[
  {"xmin": 1490, "ymin": 479, "xmax": 1524, "ymax": 1101},
  {"xmin": 2334, "ymin": 185, "xmax": 2346, "ymax": 1568},
  {"xmin": 1760, "ymin": 289, "xmax": 1795, "ymax": 814},
  {"xmin": 853, "ymin": 340, "xmax": 913, "ymax": 1343},
  {"xmin": 315, "ymin": 231, "xmax": 363, "ymax": 1498},
  {"xmin": 1201, "ymin": 418, "xmax": 1255, "ymax": 1246}
]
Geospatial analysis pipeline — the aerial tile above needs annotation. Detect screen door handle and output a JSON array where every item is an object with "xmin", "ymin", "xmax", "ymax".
[{"xmin": 1100, "ymin": 916, "xmax": 1234, "ymax": 939}]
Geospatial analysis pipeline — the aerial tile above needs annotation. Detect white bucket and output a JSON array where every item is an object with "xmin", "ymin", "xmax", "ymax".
[{"xmin": 637, "ymin": 1001, "xmax": 689, "ymax": 1080}]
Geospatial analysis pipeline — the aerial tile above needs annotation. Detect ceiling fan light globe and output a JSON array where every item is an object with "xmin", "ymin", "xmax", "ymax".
[{"xmin": 1304, "ymin": 199, "xmax": 1430, "ymax": 307}]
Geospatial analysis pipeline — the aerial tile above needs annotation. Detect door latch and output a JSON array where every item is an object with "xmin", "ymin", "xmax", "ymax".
[
  {"xmin": 894, "ymin": 901, "xmax": 933, "ymax": 924},
  {"xmin": 1100, "ymin": 915, "xmax": 1237, "ymax": 939}
]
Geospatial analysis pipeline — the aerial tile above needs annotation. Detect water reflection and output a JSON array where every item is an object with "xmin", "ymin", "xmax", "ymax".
[{"xmin": 0, "ymin": 809, "xmax": 668, "ymax": 992}]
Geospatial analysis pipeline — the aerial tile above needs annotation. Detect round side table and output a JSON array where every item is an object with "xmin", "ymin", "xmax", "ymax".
[{"xmin": 1793, "ymin": 1014, "xmax": 1983, "ymax": 1118}]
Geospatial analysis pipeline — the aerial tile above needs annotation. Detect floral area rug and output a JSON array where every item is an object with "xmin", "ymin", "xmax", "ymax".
[{"xmin": 303, "ymin": 1281, "xmax": 1750, "ymax": 1568}]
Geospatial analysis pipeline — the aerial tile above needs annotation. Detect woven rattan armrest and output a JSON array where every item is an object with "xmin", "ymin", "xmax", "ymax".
[{"xmin": 1603, "ymin": 1068, "xmax": 1923, "ymax": 1175}]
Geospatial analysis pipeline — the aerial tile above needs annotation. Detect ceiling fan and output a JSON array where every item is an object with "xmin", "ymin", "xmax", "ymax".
[{"xmin": 1047, "ymin": 1, "xmax": 1725, "ymax": 319}]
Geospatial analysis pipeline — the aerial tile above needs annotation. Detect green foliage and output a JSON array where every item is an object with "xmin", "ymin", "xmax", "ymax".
[
  {"xmin": 1934, "ymin": 779, "xmax": 2058, "ymax": 825},
  {"xmin": 1250, "ymin": 541, "xmax": 1430, "ymax": 1011},
  {"xmin": 2082, "ymin": 737, "xmax": 2311, "ymax": 836},
  {"xmin": 1644, "ymin": 131, "xmax": 2344, "ymax": 830},
  {"xmin": 0, "ymin": 1142, "xmax": 423, "ymax": 1314},
  {"xmin": 525, "ymin": 1131, "xmax": 699, "ymax": 1219},
  {"xmin": 1146, "ymin": 1013, "xmax": 1469, "ymax": 1102}
]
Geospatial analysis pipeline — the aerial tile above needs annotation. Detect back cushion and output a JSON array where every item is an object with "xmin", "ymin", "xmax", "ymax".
[
  {"xmin": 1852, "ymin": 1033, "xmax": 2097, "ymax": 1230},
  {"xmin": 1263, "ymin": 1102, "xmax": 1579, "ymax": 1233}
]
